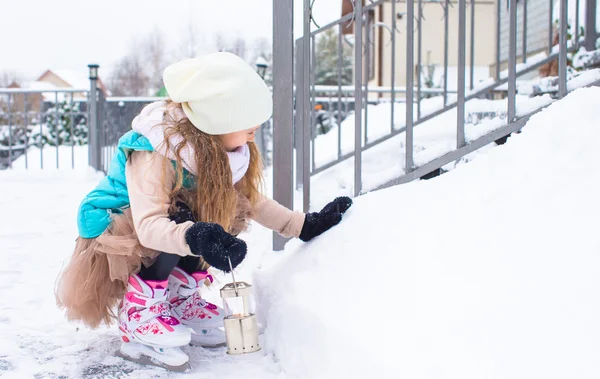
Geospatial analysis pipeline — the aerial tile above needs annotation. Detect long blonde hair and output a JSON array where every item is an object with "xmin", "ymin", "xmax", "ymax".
[{"xmin": 160, "ymin": 101, "xmax": 264, "ymax": 233}]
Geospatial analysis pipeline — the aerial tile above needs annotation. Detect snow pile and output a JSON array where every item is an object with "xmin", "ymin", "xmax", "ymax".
[
  {"xmin": 255, "ymin": 87, "xmax": 600, "ymax": 379},
  {"xmin": 9, "ymin": 145, "xmax": 89, "ymax": 171}
]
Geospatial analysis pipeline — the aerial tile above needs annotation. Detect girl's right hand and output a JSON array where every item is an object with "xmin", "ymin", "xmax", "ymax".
[{"xmin": 184, "ymin": 222, "xmax": 247, "ymax": 272}]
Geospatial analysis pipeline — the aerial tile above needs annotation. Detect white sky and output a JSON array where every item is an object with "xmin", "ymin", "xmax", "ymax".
[{"xmin": 0, "ymin": 0, "xmax": 341, "ymax": 81}]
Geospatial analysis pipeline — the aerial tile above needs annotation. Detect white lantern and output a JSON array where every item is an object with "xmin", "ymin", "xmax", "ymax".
[{"xmin": 220, "ymin": 281, "xmax": 261, "ymax": 355}]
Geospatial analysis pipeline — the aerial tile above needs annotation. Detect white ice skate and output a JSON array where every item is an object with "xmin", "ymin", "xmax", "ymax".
[
  {"xmin": 168, "ymin": 267, "xmax": 227, "ymax": 348},
  {"xmin": 116, "ymin": 274, "xmax": 192, "ymax": 372}
]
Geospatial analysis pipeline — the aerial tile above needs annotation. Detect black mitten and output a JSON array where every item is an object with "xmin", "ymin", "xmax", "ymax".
[
  {"xmin": 184, "ymin": 222, "xmax": 247, "ymax": 272},
  {"xmin": 299, "ymin": 196, "xmax": 353, "ymax": 242}
]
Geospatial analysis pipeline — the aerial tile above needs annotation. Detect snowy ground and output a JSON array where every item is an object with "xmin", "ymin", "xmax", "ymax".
[
  {"xmin": 1, "ymin": 87, "xmax": 600, "ymax": 378},
  {"xmin": 0, "ymin": 167, "xmax": 284, "ymax": 378}
]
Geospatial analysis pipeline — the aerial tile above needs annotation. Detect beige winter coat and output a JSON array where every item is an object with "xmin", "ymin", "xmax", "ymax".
[{"xmin": 126, "ymin": 150, "xmax": 306, "ymax": 255}]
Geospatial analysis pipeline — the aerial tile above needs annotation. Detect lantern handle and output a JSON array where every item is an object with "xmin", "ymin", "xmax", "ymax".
[{"xmin": 227, "ymin": 256, "xmax": 239, "ymax": 297}]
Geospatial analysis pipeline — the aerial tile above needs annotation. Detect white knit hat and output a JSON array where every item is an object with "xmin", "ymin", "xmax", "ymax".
[{"xmin": 162, "ymin": 52, "xmax": 273, "ymax": 135}]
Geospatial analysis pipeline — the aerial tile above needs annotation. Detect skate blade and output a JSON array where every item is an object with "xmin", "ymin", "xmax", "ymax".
[
  {"xmin": 189, "ymin": 328, "xmax": 227, "ymax": 348},
  {"xmin": 189, "ymin": 340, "xmax": 227, "ymax": 348},
  {"xmin": 115, "ymin": 349, "xmax": 191, "ymax": 373}
]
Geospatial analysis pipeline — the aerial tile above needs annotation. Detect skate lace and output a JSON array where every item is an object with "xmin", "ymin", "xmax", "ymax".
[
  {"xmin": 155, "ymin": 299, "xmax": 174, "ymax": 318},
  {"xmin": 176, "ymin": 286, "xmax": 209, "ymax": 307},
  {"xmin": 196, "ymin": 295, "xmax": 208, "ymax": 308},
  {"xmin": 160, "ymin": 306, "xmax": 172, "ymax": 318},
  {"xmin": 143, "ymin": 296, "xmax": 173, "ymax": 319}
]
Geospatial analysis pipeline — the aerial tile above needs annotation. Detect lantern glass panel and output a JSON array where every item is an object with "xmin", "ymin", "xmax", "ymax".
[{"xmin": 223, "ymin": 294, "xmax": 256, "ymax": 319}]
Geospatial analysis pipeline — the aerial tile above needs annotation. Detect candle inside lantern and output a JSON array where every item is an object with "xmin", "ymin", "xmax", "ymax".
[{"xmin": 223, "ymin": 291, "xmax": 256, "ymax": 319}]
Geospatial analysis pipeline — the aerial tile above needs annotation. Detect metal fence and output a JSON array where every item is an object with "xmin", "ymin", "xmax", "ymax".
[
  {"xmin": 93, "ymin": 94, "xmax": 273, "ymax": 173},
  {"xmin": 272, "ymin": 0, "xmax": 598, "ymax": 249},
  {"xmin": 0, "ymin": 88, "xmax": 89, "ymax": 169},
  {"xmin": 1, "ymin": 83, "xmax": 272, "ymax": 172}
]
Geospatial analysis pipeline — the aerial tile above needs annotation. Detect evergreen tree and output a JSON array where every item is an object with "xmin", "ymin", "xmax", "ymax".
[
  {"xmin": 0, "ymin": 101, "xmax": 31, "ymax": 150},
  {"xmin": 314, "ymin": 29, "xmax": 353, "ymax": 86},
  {"xmin": 30, "ymin": 101, "xmax": 87, "ymax": 147}
]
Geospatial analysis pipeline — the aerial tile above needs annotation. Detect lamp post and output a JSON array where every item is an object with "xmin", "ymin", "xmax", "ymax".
[
  {"xmin": 255, "ymin": 57, "xmax": 268, "ymax": 79},
  {"xmin": 88, "ymin": 64, "xmax": 99, "ymax": 80},
  {"xmin": 88, "ymin": 64, "xmax": 100, "ymax": 171}
]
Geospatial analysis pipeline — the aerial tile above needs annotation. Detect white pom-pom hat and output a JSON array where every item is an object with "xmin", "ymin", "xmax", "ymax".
[{"xmin": 163, "ymin": 52, "xmax": 273, "ymax": 135}]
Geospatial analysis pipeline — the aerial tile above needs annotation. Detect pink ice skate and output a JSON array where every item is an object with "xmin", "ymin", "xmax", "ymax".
[
  {"xmin": 116, "ymin": 274, "xmax": 191, "ymax": 371},
  {"xmin": 168, "ymin": 267, "xmax": 226, "ymax": 347}
]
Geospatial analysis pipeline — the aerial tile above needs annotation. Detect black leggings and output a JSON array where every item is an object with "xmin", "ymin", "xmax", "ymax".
[
  {"xmin": 138, "ymin": 210, "xmax": 202, "ymax": 281},
  {"xmin": 138, "ymin": 253, "xmax": 201, "ymax": 281}
]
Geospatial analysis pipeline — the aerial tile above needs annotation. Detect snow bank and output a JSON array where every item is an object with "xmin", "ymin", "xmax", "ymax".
[
  {"xmin": 9, "ymin": 144, "xmax": 89, "ymax": 171},
  {"xmin": 256, "ymin": 87, "xmax": 600, "ymax": 379}
]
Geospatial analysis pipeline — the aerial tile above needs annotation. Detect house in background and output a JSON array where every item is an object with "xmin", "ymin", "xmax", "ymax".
[
  {"xmin": 5, "ymin": 69, "xmax": 108, "ymax": 113},
  {"xmin": 36, "ymin": 69, "xmax": 108, "ymax": 99},
  {"xmin": 340, "ymin": 0, "xmax": 553, "ymax": 95}
]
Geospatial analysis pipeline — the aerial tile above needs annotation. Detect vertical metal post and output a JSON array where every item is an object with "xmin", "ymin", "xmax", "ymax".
[
  {"xmin": 100, "ymin": 92, "xmax": 106, "ymax": 172},
  {"xmin": 508, "ymin": 0, "xmax": 518, "ymax": 122},
  {"xmin": 549, "ymin": 0, "xmax": 554, "ymax": 54},
  {"xmin": 575, "ymin": 0, "xmax": 580, "ymax": 46},
  {"xmin": 258, "ymin": 121, "xmax": 267, "ymax": 163},
  {"xmin": 523, "ymin": 0, "xmax": 528, "ymax": 63},
  {"xmin": 391, "ymin": 0, "xmax": 397, "ymax": 129},
  {"xmin": 585, "ymin": 0, "xmax": 597, "ymax": 50},
  {"xmin": 96, "ymin": 81, "xmax": 102, "ymax": 171},
  {"xmin": 273, "ymin": 0, "xmax": 294, "ymax": 250},
  {"xmin": 310, "ymin": 35, "xmax": 317, "ymax": 176},
  {"xmin": 458, "ymin": 0, "xmax": 467, "ymax": 147},
  {"xmin": 89, "ymin": 72, "xmax": 98, "ymax": 170},
  {"xmin": 302, "ymin": 3, "xmax": 311, "ymax": 213},
  {"xmin": 470, "ymin": 0, "xmax": 475, "ymax": 89},
  {"xmin": 444, "ymin": 0, "xmax": 450, "ymax": 102},
  {"xmin": 365, "ymin": 17, "xmax": 370, "ymax": 145},
  {"xmin": 24, "ymin": 94, "xmax": 29, "ymax": 169},
  {"xmin": 337, "ymin": 25, "xmax": 343, "ymax": 158},
  {"xmin": 99, "ymin": 94, "xmax": 104, "ymax": 172},
  {"xmin": 417, "ymin": 0, "xmax": 423, "ymax": 119},
  {"xmin": 496, "ymin": 0, "xmax": 501, "ymax": 79},
  {"xmin": 55, "ymin": 91, "xmax": 59, "ymax": 169},
  {"xmin": 8, "ymin": 94, "xmax": 12, "ymax": 169},
  {"xmin": 70, "ymin": 93, "xmax": 75, "ymax": 169},
  {"xmin": 406, "ymin": 0, "xmax": 415, "ymax": 171},
  {"xmin": 99, "ymin": 93, "xmax": 106, "ymax": 173},
  {"xmin": 559, "ymin": 0, "xmax": 568, "ymax": 98},
  {"xmin": 39, "ymin": 102, "xmax": 43, "ymax": 169},
  {"xmin": 354, "ymin": 0, "xmax": 363, "ymax": 196},
  {"xmin": 295, "ymin": 37, "xmax": 304, "ymax": 190}
]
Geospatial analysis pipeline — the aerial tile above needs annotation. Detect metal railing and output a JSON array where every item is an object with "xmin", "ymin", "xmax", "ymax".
[
  {"xmin": 1, "ymin": 85, "xmax": 272, "ymax": 173},
  {"xmin": 272, "ymin": 0, "xmax": 598, "ymax": 249},
  {"xmin": 95, "ymin": 95, "xmax": 273, "ymax": 174},
  {"xmin": 0, "ymin": 88, "xmax": 89, "ymax": 169}
]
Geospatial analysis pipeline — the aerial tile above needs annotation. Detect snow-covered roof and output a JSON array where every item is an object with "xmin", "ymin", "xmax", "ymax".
[
  {"xmin": 38, "ymin": 69, "xmax": 90, "ymax": 90},
  {"xmin": 15, "ymin": 79, "xmax": 87, "ymax": 102},
  {"xmin": 24, "ymin": 80, "xmax": 60, "ymax": 91}
]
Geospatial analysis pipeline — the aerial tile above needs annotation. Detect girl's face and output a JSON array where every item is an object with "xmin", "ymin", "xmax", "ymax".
[{"xmin": 220, "ymin": 125, "xmax": 260, "ymax": 151}]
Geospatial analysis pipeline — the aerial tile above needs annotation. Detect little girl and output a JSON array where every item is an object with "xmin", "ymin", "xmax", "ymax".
[{"xmin": 55, "ymin": 52, "xmax": 352, "ymax": 370}]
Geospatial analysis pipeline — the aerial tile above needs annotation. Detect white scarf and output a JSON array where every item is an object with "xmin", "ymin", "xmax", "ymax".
[{"xmin": 131, "ymin": 101, "xmax": 250, "ymax": 184}]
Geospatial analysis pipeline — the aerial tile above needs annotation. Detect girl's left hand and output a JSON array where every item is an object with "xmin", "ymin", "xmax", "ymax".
[{"xmin": 299, "ymin": 196, "xmax": 353, "ymax": 242}]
